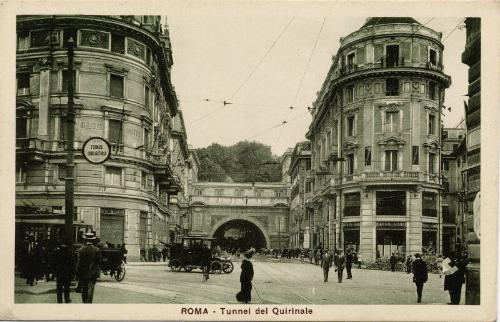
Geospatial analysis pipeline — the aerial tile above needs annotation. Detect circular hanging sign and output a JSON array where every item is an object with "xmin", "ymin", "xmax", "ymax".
[{"xmin": 82, "ymin": 137, "xmax": 111, "ymax": 164}]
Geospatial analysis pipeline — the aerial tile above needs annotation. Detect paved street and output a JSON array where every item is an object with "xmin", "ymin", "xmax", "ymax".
[{"xmin": 15, "ymin": 259, "xmax": 464, "ymax": 304}]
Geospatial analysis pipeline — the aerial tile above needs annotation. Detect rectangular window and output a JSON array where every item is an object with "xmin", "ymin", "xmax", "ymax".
[
  {"xmin": 376, "ymin": 191, "xmax": 406, "ymax": 216},
  {"xmin": 347, "ymin": 116, "xmax": 355, "ymax": 136},
  {"xmin": 385, "ymin": 111, "xmax": 400, "ymax": 132},
  {"xmin": 108, "ymin": 119, "xmax": 122, "ymax": 144},
  {"xmin": 17, "ymin": 73, "xmax": 30, "ymax": 95},
  {"xmin": 144, "ymin": 128, "xmax": 150, "ymax": 150},
  {"xmin": 144, "ymin": 85, "xmax": 150, "ymax": 108},
  {"xmin": 344, "ymin": 192, "xmax": 361, "ymax": 216},
  {"xmin": 16, "ymin": 166, "xmax": 26, "ymax": 183},
  {"xmin": 275, "ymin": 191, "xmax": 281, "ymax": 197},
  {"xmin": 61, "ymin": 70, "xmax": 76, "ymax": 93},
  {"xmin": 58, "ymin": 164, "xmax": 66, "ymax": 181},
  {"xmin": 347, "ymin": 52, "xmax": 355, "ymax": 71},
  {"xmin": 16, "ymin": 117, "xmax": 27, "ymax": 139},
  {"xmin": 110, "ymin": 74, "xmax": 124, "ymax": 98},
  {"xmin": 105, "ymin": 166, "xmax": 122, "ymax": 186},
  {"xmin": 422, "ymin": 192, "xmax": 437, "ymax": 217},
  {"xmin": 364, "ymin": 146, "xmax": 371, "ymax": 166},
  {"xmin": 429, "ymin": 49, "xmax": 437, "ymax": 66},
  {"xmin": 429, "ymin": 82, "xmax": 437, "ymax": 100},
  {"xmin": 347, "ymin": 153, "xmax": 354, "ymax": 175},
  {"xmin": 196, "ymin": 190, "xmax": 203, "ymax": 196},
  {"xmin": 412, "ymin": 146, "xmax": 419, "ymax": 165},
  {"xmin": 141, "ymin": 171, "xmax": 147, "ymax": 189},
  {"xmin": 385, "ymin": 150, "xmax": 398, "ymax": 171},
  {"xmin": 305, "ymin": 159, "xmax": 311, "ymax": 170},
  {"xmin": 428, "ymin": 153, "xmax": 436, "ymax": 174},
  {"xmin": 386, "ymin": 45, "xmax": 399, "ymax": 67},
  {"xmin": 63, "ymin": 29, "xmax": 77, "ymax": 47},
  {"xmin": 17, "ymin": 31, "xmax": 29, "ymax": 50},
  {"xmin": 428, "ymin": 114, "xmax": 436, "ymax": 135},
  {"xmin": 346, "ymin": 85, "xmax": 354, "ymax": 103},
  {"xmin": 111, "ymin": 34, "xmax": 125, "ymax": 54},
  {"xmin": 442, "ymin": 206, "xmax": 453, "ymax": 223},
  {"xmin": 442, "ymin": 160, "xmax": 449, "ymax": 171},
  {"xmin": 385, "ymin": 78, "xmax": 399, "ymax": 96},
  {"xmin": 31, "ymin": 30, "xmax": 59, "ymax": 47}
]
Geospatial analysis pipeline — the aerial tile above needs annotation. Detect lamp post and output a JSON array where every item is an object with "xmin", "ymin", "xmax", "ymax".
[{"xmin": 64, "ymin": 37, "xmax": 76, "ymax": 245}]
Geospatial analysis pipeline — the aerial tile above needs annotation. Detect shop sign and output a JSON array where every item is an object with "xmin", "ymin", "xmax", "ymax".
[
  {"xmin": 422, "ymin": 223, "xmax": 438, "ymax": 231},
  {"xmin": 343, "ymin": 222, "xmax": 360, "ymax": 230},
  {"xmin": 82, "ymin": 137, "xmax": 111, "ymax": 164},
  {"xmin": 376, "ymin": 221, "xmax": 406, "ymax": 229}
]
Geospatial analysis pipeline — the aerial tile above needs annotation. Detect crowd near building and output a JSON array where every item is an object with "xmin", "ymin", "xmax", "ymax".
[{"xmin": 15, "ymin": 15, "xmax": 198, "ymax": 261}]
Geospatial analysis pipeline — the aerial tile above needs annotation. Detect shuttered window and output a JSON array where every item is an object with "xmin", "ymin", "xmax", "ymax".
[
  {"xmin": 364, "ymin": 146, "xmax": 371, "ymax": 166},
  {"xmin": 105, "ymin": 166, "xmax": 122, "ymax": 186},
  {"xmin": 110, "ymin": 74, "xmax": 124, "ymax": 98},
  {"xmin": 108, "ymin": 119, "xmax": 122, "ymax": 144},
  {"xmin": 412, "ymin": 146, "xmax": 419, "ymax": 165},
  {"xmin": 385, "ymin": 150, "xmax": 398, "ymax": 171}
]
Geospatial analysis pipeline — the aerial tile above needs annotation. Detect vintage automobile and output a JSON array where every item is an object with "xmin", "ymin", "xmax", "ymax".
[{"xmin": 169, "ymin": 236, "xmax": 234, "ymax": 274}]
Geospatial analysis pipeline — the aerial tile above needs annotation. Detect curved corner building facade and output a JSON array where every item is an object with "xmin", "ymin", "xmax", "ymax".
[
  {"xmin": 16, "ymin": 15, "xmax": 183, "ymax": 261},
  {"xmin": 306, "ymin": 18, "xmax": 451, "ymax": 261}
]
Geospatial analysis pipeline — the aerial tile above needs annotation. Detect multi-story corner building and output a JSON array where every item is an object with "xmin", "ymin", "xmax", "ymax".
[
  {"xmin": 189, "ymin": 182, "xmax": 289, "ymax": 250},
  {"xmin": 306, "ymin": 17, "xmax": 451, "ymax": 261},
  {"xmin": 288, "ymin": 141, "xmax": 312, "ymax": 248},
  {"xmin": 15, "ymin": 15, "xmax": 186, "ymax": 261},
  {"xmin": 441, "ymin": 126, "xmax": 466, "ymax": 255},
  {"xmin": 461, "ymin": 17, "xmax": 480, "ymax": 305}
]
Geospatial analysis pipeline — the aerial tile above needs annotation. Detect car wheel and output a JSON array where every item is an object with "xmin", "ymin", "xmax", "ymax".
[{"xmin": 223, "ymin": 261, "xmax": 234, "ymax": 274}]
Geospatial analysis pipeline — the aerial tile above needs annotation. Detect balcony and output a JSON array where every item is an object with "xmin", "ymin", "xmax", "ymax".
[{"xmin": 326, "ymin": 171, "xmax": 441, "ymax": 187}]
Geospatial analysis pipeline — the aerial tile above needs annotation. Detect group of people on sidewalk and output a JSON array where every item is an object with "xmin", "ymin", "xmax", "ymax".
[
  {"xmin": 19, "ymin": 232, "xmax": 103, "ymax": 304},
  {"xmin": 321, "ymin": 248, "xmax": 356, "ymax": 283}
]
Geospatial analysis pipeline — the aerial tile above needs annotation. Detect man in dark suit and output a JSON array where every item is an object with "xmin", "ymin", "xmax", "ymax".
[
  {"xmin": 335, "ymin": 249, "xmax": 345, "ymax": 283},
  {"xmin": 53, "ymin": 241, "xmax": 75, "ymax": 303},
  {"xmin": 321, "ymin": 249, "xmax": 333, "ymax": 282},
  {"xmin": 444, "ymin": 252, "xmax": 467, "ymax": 304},
  {"xmin": 76, "ymin": 232, "xmax": 101, "ymax": 303},
  {"xmin": 412, "ymin": 253, "xmax": 428, "ymax": 303},
  {"xmin": 346, "ymin": 249, "xmax": 354, "ymax": 279},
  {"xmin": 390, "ymin": 253, "xmax": 398, "ymax": 272}
]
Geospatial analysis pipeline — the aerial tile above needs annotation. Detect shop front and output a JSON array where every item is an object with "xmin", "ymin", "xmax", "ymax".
[
  {"xmin": 376, "ymin": 221, "xmax": 406, "ymax": 258},
  {"xmin": 422, "ymin": 223, "xmax": 438, "ymax": 255},
  {"xmin": 343, "ymin": 221, "xmax": 360, "ymax": 252}
]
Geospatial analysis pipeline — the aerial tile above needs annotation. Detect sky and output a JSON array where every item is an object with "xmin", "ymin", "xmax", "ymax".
[{"xmin": 167, "ymin": 16, "xmax": 467, "ymax": 155}]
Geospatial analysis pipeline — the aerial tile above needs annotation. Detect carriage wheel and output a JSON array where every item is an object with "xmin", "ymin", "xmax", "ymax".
[
  {"xmin": 184, "ymin": 266, "xmax": 193, "ymax": 272},
  {"xmin": 210, "ymin": 261, "xmax": 222, "ymax": 274},
  {"xmin": 222, "ymin": 261, "xmax": 234, "ymax": 274},
  {"xmin": 170, "ymin": 259, "xmax": 182, "ymax": 272},
  {"xmin": 115, "ymin": 261, "xmax": 126, "ymax": 281}
]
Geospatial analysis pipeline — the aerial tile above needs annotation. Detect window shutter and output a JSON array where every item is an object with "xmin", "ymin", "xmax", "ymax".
[
  {"xmin": 356, "ymin": 47, "xmax": 365, "ymax": 65},
  {"xmin": 374, "ymin": 44, "xmax": 384, "ymax": 63},
  {"xmin": 109, "ymin": 119, "xmax": 122, "ymax": 144}
]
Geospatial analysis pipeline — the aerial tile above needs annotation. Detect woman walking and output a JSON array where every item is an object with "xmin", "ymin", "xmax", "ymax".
[{"xmin": 236, "ymin": 249, "xmax": 254, "ymax": 303}]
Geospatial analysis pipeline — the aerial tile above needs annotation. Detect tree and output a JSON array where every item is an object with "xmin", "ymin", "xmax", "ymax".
[{"xmin": 195, "ymin": 141, "xmax": 281, "ymax": 182}]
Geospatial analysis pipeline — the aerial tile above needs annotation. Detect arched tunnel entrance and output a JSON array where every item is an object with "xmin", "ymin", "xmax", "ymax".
[{"xmin": 213, "ymin": 219, "xmax": 267, "ymax": 252}]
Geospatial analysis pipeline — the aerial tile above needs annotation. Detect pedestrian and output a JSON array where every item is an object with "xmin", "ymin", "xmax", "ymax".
[
  {"xmin": 321, "ymin": 249, "xmax": 333, "ymax": 282},
  {"xmin": 236, "ymin": 249, "xmax": 254, "ymax": 304},
  {"xmin": 346, "ymin": 249, "xmax": 354, "ymax": 280},
  {"xmin": 412, "ymin": 253, "xmax": 428, "ymax": 303},
  {"xmin": 444, "ymin": 253, "xmax": 466, "ymax": 304},
  {"xmin": 24, "ymin": 234, "xmax": 37, "ymax": 286},
  {"xmin": 53, "ymin": 240, "xmax": 75, "ymax": 303},
  {"xmin": 314, "ymin": 248, "xmax": 321, "ymax": 266},
  {"xmin": 161, "ymin": 245, "xmax": 168, "ymax": 262},
  {"xmin": 406, "ymin": 255, "xmax": 413, "ymax": 274},
  {"xmin": 201, "ymin": 243, "xmax": 212, "ymax": 279},
  {"xmin": 390, "ymin": 253, "xmax": 398, "ymax": 272},
  {"xmin": 357, "ymin": 253, "xmax": 363, "ymax": 269},
  {"xmin": 76, "ymin": 232, "xmax": 101, "ymax": 303},
  {"xmin": 335, "ymin": 249, "xmax": 345, "ymax": 283},
  {"xmin": 436, "ymin": 254, "xmax": 444, "ymax": 278}
]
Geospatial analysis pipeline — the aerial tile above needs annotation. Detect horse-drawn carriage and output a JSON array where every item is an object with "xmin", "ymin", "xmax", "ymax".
[
  {"xmin": 100, "ymin": 248, "xmax": 126, "ymax": 281},
  {"xmin": 169, "ymin": 237, "xmax": 234, "ymax": 274}
]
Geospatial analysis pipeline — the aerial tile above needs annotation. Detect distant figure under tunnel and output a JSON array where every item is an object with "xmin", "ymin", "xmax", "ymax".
[{"xmin": 213, "ymin": 219, "xmax": 267, "ymax": 253}]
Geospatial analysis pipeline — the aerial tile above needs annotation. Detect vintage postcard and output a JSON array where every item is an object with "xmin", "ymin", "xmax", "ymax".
[{"xmin": 0, "ymin": 0, "xmax": 498, "ymax": 321}]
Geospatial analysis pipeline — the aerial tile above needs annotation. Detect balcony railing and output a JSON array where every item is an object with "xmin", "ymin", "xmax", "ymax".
[
  {"xmin": 338, "ymin": 58, "xmax": 444, "ymax": 77},
  {"xmin": 319, "ymin": 171, "xmax": 440, "ymax": 186}
]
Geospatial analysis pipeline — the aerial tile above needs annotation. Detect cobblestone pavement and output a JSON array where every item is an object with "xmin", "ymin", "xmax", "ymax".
[{"xmin": 15, "ymin": 260, "xmax": 464, "ymax": 304}]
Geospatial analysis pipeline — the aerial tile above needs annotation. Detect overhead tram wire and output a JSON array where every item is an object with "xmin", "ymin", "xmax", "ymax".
[
  {"xmin": 187, "ymin": 17, "xmax": 295, "ymax": 126},
  {"xmin": 442, "ymin": 18, "xmax": 466, "ymax": 42},
  {"xmin": 275, "ymin": 17, "xmax": 327, "ymax": 145}
]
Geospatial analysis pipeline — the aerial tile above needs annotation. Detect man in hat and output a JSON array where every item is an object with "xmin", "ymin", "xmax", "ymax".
[
  {"xmin": 346, "ymin": 248, "xmax": 354, "ymax": 280},
  {"xmin": 53, "ymin": 240, "xmax": 75, "ymax": 303},
  {"xmin": 412, "ymin": 253, "xmax": 428, "ymax": 303},
  {"xmin": 321, "ymin": 249, "xmax": 333, "ymax": 282},
  {"xmin": 76, "ymin": 232, "xmax": 101, "ymax": 303}
]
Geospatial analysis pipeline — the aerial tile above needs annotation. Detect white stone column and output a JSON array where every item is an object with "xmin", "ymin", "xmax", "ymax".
[
  {"xmin": 360, "ymin": 190, "xmax": 375, "ymax": 261},
  {"xmin": 408, "ymin": 189, "xmax": 423, "ymax": 254}
]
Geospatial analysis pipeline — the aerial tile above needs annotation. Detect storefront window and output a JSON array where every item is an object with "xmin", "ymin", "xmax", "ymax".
[
  {"xmin": 422, "ymin": 230, "xmax": 437, "ymax": 255},
  {"xmin": 422, "ymin": 192, "xmax": 437, "ymax": 217},
  {"xmin": 376, "ymin": 191, "xmax": 406, "ymax": 216},
  {"xmin": 376, "ymin": 228, "xmax": 405, "ymax": 258}
]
